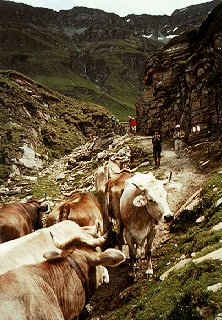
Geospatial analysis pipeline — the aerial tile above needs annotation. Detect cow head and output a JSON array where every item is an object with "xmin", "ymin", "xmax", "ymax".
[
  {"xmin": 45, "ymin": 226, "xmax": 125, "ymax": 293},
  {"xmin": 129, "ymin": 172, "xmax": 174, "ymax": 223},
  {"xmin": 27, "ymin": 201, "xmax": 49, "ymax": 229}
]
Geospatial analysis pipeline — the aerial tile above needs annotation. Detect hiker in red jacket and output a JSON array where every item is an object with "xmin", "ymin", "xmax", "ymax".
[{"xmin": 130, "ymin": 117, "xmax": 137, "ymax": 134}]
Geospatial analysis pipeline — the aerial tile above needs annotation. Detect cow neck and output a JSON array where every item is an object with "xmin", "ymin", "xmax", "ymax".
[
  {"xmin": 144, "ymin": 206, "xmax": 158, "ymax": 225},
  {"xmin": 66, "ymin": 254, "xmax": 90, "ymax": 303}
]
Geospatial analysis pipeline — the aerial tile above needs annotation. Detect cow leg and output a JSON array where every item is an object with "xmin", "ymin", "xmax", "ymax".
[
  {"xmin": 98, "ymin": 190, "xmax": 110, "ymax": 233},
  {"xmin": 144, "ymin": 224, "xmax": 156, "ymax": 278},
  {"xmin": 116, "ymin": 220, "xmax": 124, "ymax": 250},
  {"xmin": 125, "ymin": 231, "xmax": 136, "ymax": 281},
  {"xmin": 112, "ymin": 192, "xmax": 124, "ymax": 250}
]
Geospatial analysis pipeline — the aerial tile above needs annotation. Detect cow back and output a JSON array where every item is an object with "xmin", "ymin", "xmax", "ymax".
[
  {"xmin": 0, "ymin": 204, "xmax": 33, "ymax": 243},
  {"xmin": 0, "ymin": 220, "xmax": 85, "ymax": 275},
  {"xmin": 46, "ymin": 192, "xmax": 103, "ymax": 234}
]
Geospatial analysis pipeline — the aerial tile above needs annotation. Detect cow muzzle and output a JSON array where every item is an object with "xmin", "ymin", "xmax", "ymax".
[{"xmin": 163, "ymin": 213, "xmax": 174, "ymax": 223}]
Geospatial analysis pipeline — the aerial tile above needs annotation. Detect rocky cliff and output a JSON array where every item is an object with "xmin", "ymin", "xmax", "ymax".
[{"xmin": 136, "ymin": 2, "xmax": 222, "ymax": 142}]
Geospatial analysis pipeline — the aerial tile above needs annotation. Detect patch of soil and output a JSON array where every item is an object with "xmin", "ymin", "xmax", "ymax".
[{"xmin": 87, "ymin": 261, "xmax": 130, "ymax": 319}]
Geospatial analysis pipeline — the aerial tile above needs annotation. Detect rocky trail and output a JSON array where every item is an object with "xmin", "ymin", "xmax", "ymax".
[{"xmin": 81, "ymin": 135, "xmax": 209, "ymax": 320}]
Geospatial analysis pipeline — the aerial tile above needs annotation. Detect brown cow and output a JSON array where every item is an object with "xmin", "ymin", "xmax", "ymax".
[
  {"xmin": 95, "ymin": 158, "xmax": 128, "ymax": 232},
  {"xmin": 105, "ymin": 170, "xmax": 132, "ymax": 249},
  {"xmin": 120, "ymin": 172, "xmax": 174, "ymax": 280},
  {"xmin": 0, "ymin": 201, "xmax": 48, "ymax": 244},
  {"xmin": 0, "ymin": 221, "xmax": 125, "ymax": 320},
  {"xmin": 46, "ymin": 190, "xmax": 103, "ymax": 235}
]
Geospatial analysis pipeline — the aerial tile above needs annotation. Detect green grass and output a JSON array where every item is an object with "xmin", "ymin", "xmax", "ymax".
[
  {"xmin": 32, "ymin": 73, "xmax": 136, "ymax": 121},
  {"xmin": 0, "ymin": 70, "xmax": 112, "ymax": 182},
  {"xmin": 32, "ymin": 74, "xmax": 99, "ymax": 92},
  {"xmin": 23, "ymin": 175, "xmax": 60, "ymax": 199}
]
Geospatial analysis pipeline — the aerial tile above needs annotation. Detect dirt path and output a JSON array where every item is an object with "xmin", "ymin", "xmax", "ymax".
[{"xmin": 87, "ymin": 136, "xmax": 208, "ymax": 320}]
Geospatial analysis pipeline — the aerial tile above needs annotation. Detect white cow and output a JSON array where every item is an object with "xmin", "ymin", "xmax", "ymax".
[
  {"xmin": 120, "ymin": 172, "xmax": 174, "ymax": 280},
  {"xmin": 0, "ymin": 220, "xmax": 100, "ymax": 275}
]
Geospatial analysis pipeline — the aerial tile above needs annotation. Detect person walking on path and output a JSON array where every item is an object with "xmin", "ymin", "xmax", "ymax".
[
  {"xmin": 131, "ymin": 117, "xmax": 137, "ymax": 134},
  {"xmin": 152, "ymin": 130, "xmax": 162, "ymax": 167},
  {"xmin": 173, "ymin": 124, "xmax": 185, "ymax": 158},
  {"xmin": 128, "ymin": 116, "xmax": 133, "ymax": 133},
  {"xmin": 128, "ymin": 116, "xmax": 137, "ymax": 134}
]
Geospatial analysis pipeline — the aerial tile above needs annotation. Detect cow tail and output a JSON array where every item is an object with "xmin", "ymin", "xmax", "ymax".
[{"xmin": 58, "ymin": 203, "xmax": 70, "ymax": 222}]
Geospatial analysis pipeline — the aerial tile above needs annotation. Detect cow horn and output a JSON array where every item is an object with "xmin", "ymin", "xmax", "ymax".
[
  {"xmin": 43, "ymin": 250, "xmax": 60, "ymax": 260},
  {"xmin": 103, "ymin": 229, "xmax": 110, "ymax": 240},
  {"xmin": 49, "ymin": 231, "xmax": 54, "ymax": 240},
  {"xmin": 132, "ymin": 183, "xmax": 144, "ymax": 191},
  {"xmin": 168, "ymin": 171, "xmax": 172, "ymax": 182},
  {"xmin": 50, "ymin": 231, "xmax": 106, "ymax": 250}
]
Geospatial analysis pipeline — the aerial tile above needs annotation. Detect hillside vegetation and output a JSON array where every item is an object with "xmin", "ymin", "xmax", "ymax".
[
  {"xmin": 0, "ymin": 2, "xmax": 163, "ymax": 120},
  {"xmin": 0, "ymin": 70, "xmax": 111, "ymax": 183}
]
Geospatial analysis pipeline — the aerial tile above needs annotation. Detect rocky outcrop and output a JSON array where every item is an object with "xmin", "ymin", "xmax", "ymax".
[
  {"xmin": 136, "ymin": 2, "xmax": 222, "ymax": 142},
  {"xmin": 125, "ymin": 0, "xmax": 221, "ymax": 40},
  {"xmin": 0, "ymin": 70, "xmax": 112, "ymax": 182}
]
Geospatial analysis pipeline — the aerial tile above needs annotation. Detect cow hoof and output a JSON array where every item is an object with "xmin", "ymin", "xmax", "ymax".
[
  {"xmin": 127, "ymin": 273, "xmax": 136, "ymax": 284},
  {"xmin": 147, "ymin": 274, "xmax": 153, "ymax": 281},
  {"xmin": 145, "ymin": 269, "xmax": 153, "ymax": 280}
]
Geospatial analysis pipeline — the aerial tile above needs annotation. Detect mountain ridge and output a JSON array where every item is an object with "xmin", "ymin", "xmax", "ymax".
[{"xmin": 0, "ymin": 0, "xmax": 220, "ymax": 119}]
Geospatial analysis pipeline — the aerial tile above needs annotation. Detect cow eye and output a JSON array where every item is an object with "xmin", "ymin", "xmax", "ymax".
[{"xmin": 148, "ymin": 198, "xmax": 155, "ymax": 203}]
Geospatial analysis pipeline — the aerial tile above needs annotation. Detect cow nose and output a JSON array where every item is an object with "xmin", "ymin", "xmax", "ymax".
[{"xmin": 163, "ymin": 213, "xmax": 174, "ymax": 222}]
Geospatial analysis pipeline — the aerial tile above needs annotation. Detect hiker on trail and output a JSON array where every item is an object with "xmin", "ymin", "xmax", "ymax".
[
  {"xmin": 152, "ymin": 130, "xmax": 162, "ymax": 167},
  {"xmin": 130, "ymin": 117, "xmax": 137, "ymax": 134},
  {"xmin": 128, "ymin": 116, "xmax": 133, "ymax": 133},
  {"xmin": 173, "ymin": 124, "xmax": 185, "ymax": 158}
]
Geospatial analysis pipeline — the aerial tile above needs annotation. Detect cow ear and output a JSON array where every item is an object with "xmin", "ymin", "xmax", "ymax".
[
  {"xmin": 43, "ymin": 250, "xmax": 60, "ymax": 260},
  {"xmin": 133, "ymin": 195, "xmax": 147, "ymax": 207},
  {"xmin": 50, "ymin": 231, "xmax": 107, "ymax": 249},
  {"xmin": 89, "ymin": 248, "xmax": 125, "ymax": 267}
]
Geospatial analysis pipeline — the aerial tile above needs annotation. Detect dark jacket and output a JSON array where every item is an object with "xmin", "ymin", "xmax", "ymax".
[{"xmin": 152, "ymin": 134, "xmax": 162, "ymax": 155}]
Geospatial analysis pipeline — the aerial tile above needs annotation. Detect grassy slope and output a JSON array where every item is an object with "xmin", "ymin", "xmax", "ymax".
[
  {"xmin": 0, "ymin": 26, "xmax": 158, "ymax": 120},
  {"xmin": 33, "ymin": 73, "xmax": 136, "ymax": 121}
]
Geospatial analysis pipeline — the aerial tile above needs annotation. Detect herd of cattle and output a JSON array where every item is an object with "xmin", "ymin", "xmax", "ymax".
[{"xmin": 0, "ymin": 157, "xmax": 175, "ymax": 319}]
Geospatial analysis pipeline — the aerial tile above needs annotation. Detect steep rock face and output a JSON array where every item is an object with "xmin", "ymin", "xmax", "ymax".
[{"xmin": 136, "ymin": 2, "xmax": 222, "ymax": 141}]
